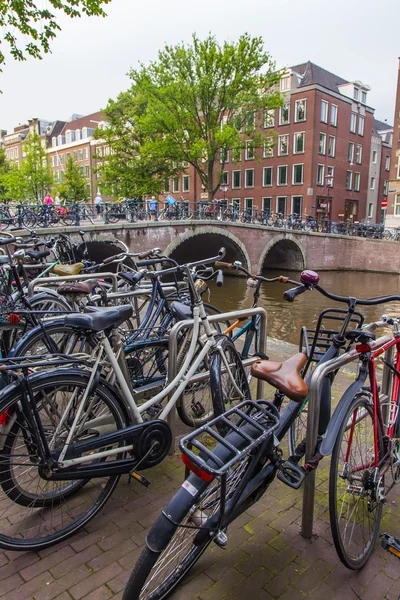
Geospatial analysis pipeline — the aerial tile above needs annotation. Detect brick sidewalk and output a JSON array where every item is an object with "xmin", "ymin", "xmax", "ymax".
[{"xmin": 1, "ymin": 370, "xmax": 399, "ymax": 599}]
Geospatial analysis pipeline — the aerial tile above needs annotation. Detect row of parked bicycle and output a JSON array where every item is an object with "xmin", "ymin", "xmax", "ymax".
[{"xmin": 0, "ymin": 228, "xmax": 397, "ymax": 599}]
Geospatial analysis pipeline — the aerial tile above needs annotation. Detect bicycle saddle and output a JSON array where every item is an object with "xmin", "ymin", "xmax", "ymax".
[
  {"xmin": 53, "ymin": 263, "xmax": 85, "ymax": 276},
  {"xmin": 57, "ymin": 280, "xmax": 99, "ymax": 296},
  {"xmin": 169, "ymin": 301, "xmax": 192, "ymax": 321},
  {"xmin": 251, "ymin": 353, "xmax": 308, "ymax": 402},
  {"xmin": 25, "ymin": 250, "xmax": 50, "ymax": 261},
  {"xmin": 65, "ymin": 304, "xmax": 133, "ymax": 331}
]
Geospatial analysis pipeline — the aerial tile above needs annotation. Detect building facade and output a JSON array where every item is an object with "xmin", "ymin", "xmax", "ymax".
[
  {"xmin": 386, "ymin": 59, "xmax": 400, "ymax": 228},
  {"xmin": 367, "ymin": 120, "xmax": 392, "ymax": 224}
]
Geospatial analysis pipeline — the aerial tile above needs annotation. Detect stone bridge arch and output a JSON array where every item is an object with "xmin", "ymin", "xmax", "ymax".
[
  {"xmin": 164, "ymin": 226, "xmax": 250, "ymax": 269},
  {"xmin": 257, "ymin": 236, "xmax": 305, "ymax": 272}
]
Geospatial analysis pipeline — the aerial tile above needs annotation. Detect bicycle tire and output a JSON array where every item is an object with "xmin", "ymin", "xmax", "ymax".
[
  {"xmin": 21, "ymin": 212, "xmax": 37, "ymax": 228},
  {"xmin": 0, "ymin": 369, "xmax": 127, "ymax": 551},
  {"xmin": 12, "ymin": 319, "xmax": 95, "ymax": 358},
  {"xmin": 329, "ymin": 395, "xmax": 383, "ymax": 569},
  {"xmin": 210, "ymin": 336, "xmax": 251, "ymax": 418},
  {"xmin": 29, "ymin": 293, "xmax": 71, "ymax": 314}
]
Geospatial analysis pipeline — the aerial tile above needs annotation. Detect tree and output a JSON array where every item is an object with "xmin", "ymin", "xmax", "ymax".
[
  {"xmin": 99, "ymin": 33, "xmax": 283, "ymax": 201},
  {"xmin": 20, "ymin": 132, "xmax": 54, "ymax": 202},
  {"xmin": 58, "ymin": 156, "xmax": 88, "ymax": 202},
  {"xmin": 0, "ymin": 147, "xmax": 11, "ymax": 202},
  {"xmin": 0, "ymin": 0, "xmax": 111, "ymax": 71}
]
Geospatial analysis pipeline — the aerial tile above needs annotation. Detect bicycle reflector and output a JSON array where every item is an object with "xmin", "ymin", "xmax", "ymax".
[
  {"xmin": 181, "ymin": 454, "xmax": 214, "ymax": 481},
  {"xmin": 9, "ymin": 314, "xmax": 19, "ymax": 324}
]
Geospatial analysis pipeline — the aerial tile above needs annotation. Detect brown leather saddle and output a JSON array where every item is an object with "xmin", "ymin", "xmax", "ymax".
[
  {"xmin": 251, "ymin": 353, "xmax": 308, "ymax": 402},
  {"xmin": 57, "ymin": 280, "xmax": 99, "ymax": 296}
]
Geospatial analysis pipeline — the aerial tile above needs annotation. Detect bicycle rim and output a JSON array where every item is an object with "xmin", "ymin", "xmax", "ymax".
[{"xmin": 329, "ymin": 395, "xmax": 383, "ymax": 569}]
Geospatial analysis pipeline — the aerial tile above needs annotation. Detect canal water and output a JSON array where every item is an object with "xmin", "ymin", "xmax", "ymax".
[{"xmin": 207, "ymin": 270, "xmax": 400, "ymax": 346}]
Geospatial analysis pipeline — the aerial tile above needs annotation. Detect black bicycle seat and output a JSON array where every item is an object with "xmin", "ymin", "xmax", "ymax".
[
  {"xmin": 65, "ymin": 305, "xmax": 133, "ymax": 331},
  {"xmin": 345, "ymin": 329, "xmax": 375, "ymax": 343},
  {"xmin": 0, "ymin": 237, "xmax": 16, "ymax": 245},
  {"xmin": 169, "ymin": 301, "xmax": 193, "ymax": 321},
  {"xmin": 26, "ymin": 250, "xmax": 51, "ymax": 261}
]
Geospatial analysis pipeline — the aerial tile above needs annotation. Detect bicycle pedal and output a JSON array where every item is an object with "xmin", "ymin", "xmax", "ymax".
[
  {"xmin": 213, "ymin": 531, "xmax": 228, "ymax": 548},
  {"xmin": 277, "ymin": 460, "xmax": 306, "ymax": 489},
  {"xmin": 128, "ymin": 470, "xmax": 151, "ymax": 488},
  {"xmin": 191, "ymin": 402, "xmax": 205, "ymax": 418},
  {"xmin": 253, "ymin": 352, "xmax": 269, "ymax": 360}
]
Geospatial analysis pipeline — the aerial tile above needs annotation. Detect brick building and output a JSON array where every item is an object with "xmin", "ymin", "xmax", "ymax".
[{"xmin": 386, "ymin": 59, "xmax": 400, "ymax": 228}]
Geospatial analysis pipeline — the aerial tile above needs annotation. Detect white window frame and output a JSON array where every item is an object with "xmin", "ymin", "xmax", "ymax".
[
  {"xmin": 358, "ymin": 116, "xmax": 365, "ymax": 136},
  {"xmin": 245, "ymin": 140, "xmax": 255, "ymax": 160},
  {"xmin": 294, "ymin": 99, "xmax": 307, "ymax": 123},
  {"xmin": 277, "ymin": 165, "xmax": 288, "ymax": 186},
  {"xmin": 279, "ymin": 103, "xmax": 290, "ymax": 126},
  {"xmin": 244, "ymin": 168, "xmax": 254, "ymax": 188},
  {"xmin": 346, "ymin": 171, "xmax": 353, "ymax": 191},
  {"xmin": 245, "ymin": 197, "xmax": 254, "ymax": 211},
  {"xmin": 354, "ymin": 172, "xmax": 360, "ymax": 192},
  {"xmin": 292, "ymin": 163, "xmax": 304, "ymax": 185},
  {"xmin": 348, "ymin": 142, "xmax": 355, "ymax": 163},
  {"xmin": 372, "ymin": 150, "xmax": 377, "ymax": 164},
  {"xmin": 182, "ymin": 175, "xmax": 190, "ymax": 192},
  {"xmin": 262, "ymin": 167, "xmax": 273, "ymax": 187},
  {"xmin": 280, "ymin": 77, "xmax": 290, "ymax": 92},
  {"xmin": 368, "ymin": 203, "xmax": 373, "ymax": 219},
  {"xmin": 353, "ymin": 87, "xmax": 359, "ymax": 101},
  {"xmin": 278, "ymin": 134, "xmax": 289, "ymax": 156},
  {"xmin": 276, "ymin": 196, "xmax": 287, "ymax": 216},
  {"xmin": 355, "ymin": 144, "xmax": 362, "ymax": 164},
  {"xmin": 361, "ymin": 91, "xmax": 367, "ymax": 104},
  {"xmin": 395, "ymin": 194, "xmax": 400, "ymax": 216},
  {"xmin": 370, "ymin": 176, "xmax": 375, "ymax": 190},
  {"xmin": 385, "ymin": 155, "xmax": 390, "ymax": 171},
  {"xmin": 220, "ymin": 149, "xmax": 229, "ymax": 164},
  {"xmin": 397, "ymin": 159, "xmax": 400, "ymax": 179},
  {"xmin": 319, "ymin": 133, "xmax": 326, "ymax": 155},
  {"xmin": 328, "ymin": 135, "xmax": 336, "ymax": 158},
  {"xmin": 232, "ymin": 198, "xmax": 241, "ymax": 210},
  {"xmin": 350, "ymin": 112, "xmax": 357, "ymax": 134},
  {"xmin": 263, "ymin": 143, "xmax": 273, "ymax": 158},
  {"xmin": 232, "ymin": 170, "xmax": 241, "ymax": 189},
  {"xmin": 321, "ymin": 100, "xmax": 328, "ymax": 123},
  {"xmin": 327, "ymin": 166, "xmax": 334, "ymax": 188},
  {"xmin": 317, "ymin": 164, "xmax": 325, "ymax": 186},
  {"xmin": 330, "ymin": 104, "xmax": 338, "ymax": 126},
  {"xmin": 293, "ymin": 131, "xmax": 305, "ymax": 154},
  {"xmin": 291, "ymin": 195, "xmax": 303, "ymax": 216},
  {"xmin": 222, "ymin": 171, "xmax": 229, "ymax": 185},
  {"xmin": 172, "ymin": 176, "xmax": 179, "ymax": 193},
  {"xmin": 262, "ymin": 197, "xmax": 272, "ymax": 213},
  {"xmin": 264, "ymin": 109, "xmax": 275, "ymax": 128},
  {"xmin": 383, "ymin": 180, "xmax": 389, "ymax": 196}
]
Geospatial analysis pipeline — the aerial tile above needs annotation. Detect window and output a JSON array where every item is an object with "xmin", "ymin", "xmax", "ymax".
[
  {"xmin": 73, "ymin": 150, "xmax": 78, "ymax": 161},
  {"xmin": 328, "ymin": 135, "xmax": 336, "ymax": 157},
  {"xmin": 353, "ymin": 87, "xmax": 359, "ymax": 101},
  {"xmin": 263, "ymin": 167, "xmax": 273, "ymax": 187},
  {"xmin": 163, "ymin": 178, "xmax": 169, "ymax": 193},
  {"xmin": 182, "ymin": 175, "xmax": 190, "ymax": 192},
  {"xmin": 222, "ymin": 171, "xmax": 228, "ymax": 185},
  {"xmin": 232, "ymin": 198, "xmax": 241, "ymax": 210},
  {"xmin": 277, "ymin": 196, "xmax": 287, "ymax": 216},
  {"xmin": 245, "ymin": 111, "xmax": 255, "ymax": 130},
  {"xmin": 294, "ymin": 132, "xmax": 305, "ymax": 154},
  {"xmin": 279, "ymin": 103, "xmax": 290, "ymax": 125},
  {"xmin": 348, "ymin": 142, "xmax": 355, "ymax": 163},
  {"xmin": 350, "ymin": 112, "xmax": 357, "ymax": 133},
  {"xmin": 346, "ymin": 171, "xmax": 353, "ymax": 190},
  {"xmin": 232, "ymin": 170, "xmax": 241, "ymax": 189},
  {"xmin": 383, "ymin": 180, "xmax": 389, "ymax": 196},
  {"xmin": 292, "ymin": 196, "xmax": 302, "ymax": 216},
  {"xmin": 262, "ymin": 197, "xmax": 272, "ymax": 214},
  {"xmin": 319, "ymin": 133, "xmax": 326, "ymax": 155},
  {"xmin": 330, "ymin": 104, "xmax": 338, "ymax": 126},
  {"xmin": 245, "ymin": 198, "xmax": 253, "ymax": 211},
  {"xmin": 278, "ymin": 165, "xmax": 288, "ymax": 186},
  {"xmin": 362, "ymin": 91, "xmax": 367, "ymax": 104},
  {"xmin": 326, "ymin": 166, "xmax": 334, "ymax": 188},
  {"xmin": 84, "ymin": 165, "xmax": 90, "ymax": 178},
  {"xmin": 317, "ymin": 164, "xmax": 325, "ymax": 186},
  {"xmin": 245, "ymin": 141, "xmax": 254, "ymax": 160},
  {"xmin": 321, "ymin": 100, "xmax": 328, "ymax": 123},
  {"xmin": 78, "ymin": 150, "xmax": 83, "ymax": 161},
  {"xmin": 368, "ymin": 203, "xmax": 373, "ymax": 219},
  {"xmin": 354, "ymin": 172, "xmax": 360, "ymax": 192},
  {"xmin": 292, "ymin": 164, "xmax": 304, "ymax": 185},
  {"xmin": 220, "ymin": 149, "xmax": 229, "ymax": 164},
  {"xmin": 398, "ymin": 159, "xmax": 400, "ymax": 179},
  {"xmin": 395, "ymin": 194, "xmax": 400, "ymax": 216},
  {"xmin": 358, "ymin": 116, "xmax": 365, "ymax": 136},
  {"xmin": 263, "ymin": 143, "xmax": 273, "ymax": 158},
  {"xmin": 245, "ymin": 169, "xmax": 254, "ymax": 188},
  {"xmin": 385, "ymin": 155, "xmax": 390, "ymax": 171},
  {"xmin": 295, "ymin": 99, "xmax": 306, "ymax": 122},
  {"xmin": 372, "ymin": 150, "xmax": 377, "ymax": 164},
  {"xmin": 232, "ymin": 147, "xmax": 241, "ymax": 163},
  {"xmin": 370, "ymin": 177, "xmax": 375, "ymax": 190},
  {"xmin": 58, "ymin": 154, "xmax": 64, "ymax": 165},
  {"xmin": 264, "ymin": 109, "xmax": 275, "ymax": 128},
  {"xmin": 173, "ymin": 177, "xmax": 179, "ymax": 193},
  {"xmin": 280, "ymin": 77, "xmax": 290, "ymax": 91},
  {"xmin": 66, "ymin": 152, "xmax": 71, "ymax": 162},
  {"xmin": 355, "ymin": 144, "xmax": 362, "ymax": 164},
  {"xmin": 278, "ymin": 134, "xmax": 289, "ymax": 156}
]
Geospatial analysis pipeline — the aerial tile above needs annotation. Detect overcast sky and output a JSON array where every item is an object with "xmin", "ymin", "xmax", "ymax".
[{"xmin": 0, "ymin": 0, "xmax": 398, "ymax": 132}]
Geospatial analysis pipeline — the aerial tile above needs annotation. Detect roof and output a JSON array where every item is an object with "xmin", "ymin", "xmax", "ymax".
[
  {"xmin": 290, "ymin": 61, "xmax": 348, "ymax": 93},
  {"xmin": 373, "ymin": 118, "xmax": 393, "ymax": 133},
  {"xmin": 60, "ymin": 111, "xmax": 104, "ymax": 134}
]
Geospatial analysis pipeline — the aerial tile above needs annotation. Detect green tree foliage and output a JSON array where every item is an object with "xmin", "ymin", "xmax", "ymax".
[
  {"xmin": 19, "ymin": 132, "xmax": 54, "ymax": 202},
  {"xmin": 0, "ymin": 147, "xmax": 11, "ymax": 202},
  {"xmin": 58, "ymin": 156, "xmax": 88, "ymax": 202},
  {"xmin": 0, "ymin": 0, "xmax": 111, "ymax": 71},
  {"xmin": 99, "ymin": 33, "xmax": 282, "ymax": 201}
]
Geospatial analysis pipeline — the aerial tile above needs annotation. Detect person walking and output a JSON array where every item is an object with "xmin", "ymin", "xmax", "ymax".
[
  {"xmin": 54, "ymin": 192, "xmax": 61, "ymax": 213},
  {"xmin": 94, "ymin": 193, "xmax": 103, "ymax": 220},
  {"xmin": 148, "ymin": 196, "xmax": 157, "ymax": 221},
  {"xmin": 43, "ymin": 193, "xmax": 53, "ymax": 206}
]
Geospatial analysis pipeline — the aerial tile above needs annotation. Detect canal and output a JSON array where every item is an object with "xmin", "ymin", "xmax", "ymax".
[{"xmin": 207, "ymin": 270, "xmax": 400, "ymax": 345}]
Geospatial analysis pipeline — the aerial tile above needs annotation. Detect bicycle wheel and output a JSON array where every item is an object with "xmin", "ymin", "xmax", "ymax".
[
  {"xmin": 123, "ymin": 459, "xmax": 251, "ymax": 599},
  {"xmin": 29, "ymin": 293, "xmax": 71, "ymax": 314},
  {"xmin": 0, "ymin": 369, "xmax": 127, "ymax": 551},
  {"xmin": 12, "ymin": 320, "xmax": 94, "ymax": 358},
  {"xmin": 210, "ymin": 336, "xmax": 251, "ymax": 418},
  {"xmin": 21, "ymin": 211, "xmax": 37, "ymax": 228},
  {"xmin": 329, "ymin": 395, "xmax": 384, "ymax": 569}
]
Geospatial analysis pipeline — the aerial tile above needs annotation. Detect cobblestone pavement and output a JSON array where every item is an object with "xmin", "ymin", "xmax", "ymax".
[{"xmin": 1, "ymin": 364, "xmax": 399, "ymax": 600}]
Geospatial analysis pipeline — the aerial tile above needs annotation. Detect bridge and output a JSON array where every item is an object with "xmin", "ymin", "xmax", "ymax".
[{"xmin": 55, "ymin": 220, "xmax": 397, "ymax": 274}]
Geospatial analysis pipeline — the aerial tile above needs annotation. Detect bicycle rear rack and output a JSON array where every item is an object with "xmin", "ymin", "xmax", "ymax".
[{"xmin": 179, "ymin": 400, "xmax": 279, "ymax": 478}]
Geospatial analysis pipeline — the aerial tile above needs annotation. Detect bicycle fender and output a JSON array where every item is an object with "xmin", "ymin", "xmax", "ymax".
[
  {"xmin": 9, "ymin": 317, "xmax": 67, "ymax": 357},
  {"xmin": 319, "ymin": 362, "xmax": 368, "ymax": 457},
  {"xmin": 146, "ymin": 473, "xmax": 209, "ymax": 553}
]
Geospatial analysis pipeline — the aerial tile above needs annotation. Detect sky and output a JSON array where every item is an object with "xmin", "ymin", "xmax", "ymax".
[{"xmin": 0, "ymin": 0, "xmax": 398, "ymax": 132}]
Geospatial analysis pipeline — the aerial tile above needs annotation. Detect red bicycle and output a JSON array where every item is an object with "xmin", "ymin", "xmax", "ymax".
[{"xmin": 327, "ymin": 314, "xmax": 400, "ymax": 569}]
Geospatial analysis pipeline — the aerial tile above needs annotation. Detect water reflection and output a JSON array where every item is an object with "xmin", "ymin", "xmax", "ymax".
[{"xmin": 209, "ymin": 270, "xmax": 400, "ymax": 345}]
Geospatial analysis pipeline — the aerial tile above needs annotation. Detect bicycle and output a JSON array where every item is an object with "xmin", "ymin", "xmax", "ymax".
[{"xmin": 122, "ymin": 277, "xmax": 400, "ymax": 599}]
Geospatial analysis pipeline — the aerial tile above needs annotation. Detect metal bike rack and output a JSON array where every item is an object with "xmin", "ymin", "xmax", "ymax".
[
  {"xmin": 27, "ymin": 272, "xmax": 119, "ymax": 296},
  {"xmin": 301, "ymin": 334, "xmax": 392, "ymax": 538},
  {"xmin": 166, "ymin": 307, "xmax": 267, "ymax": 451}
]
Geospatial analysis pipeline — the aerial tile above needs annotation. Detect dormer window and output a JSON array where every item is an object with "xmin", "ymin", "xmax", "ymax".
[
  {"xmin": 280, "ymin": 77, "xmax": 290, "ymax": 92},
  {"xmin": 353, "ymin": 87, "xmax": 359, "ymax": 101},
  {"xmin": 361, "ymin": 91, "xmax": 367, "ymax": 104}
]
